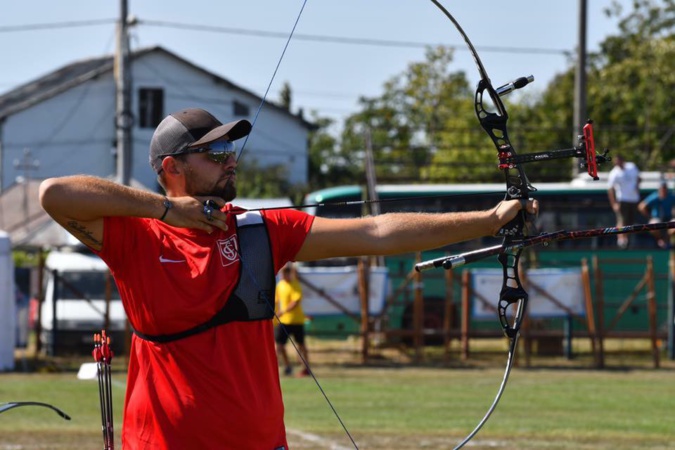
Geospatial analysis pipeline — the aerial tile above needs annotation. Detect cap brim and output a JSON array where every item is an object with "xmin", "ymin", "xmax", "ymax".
[{"xmin": 189, "ymin": 119, "xmax": 252, "ymax": 148}]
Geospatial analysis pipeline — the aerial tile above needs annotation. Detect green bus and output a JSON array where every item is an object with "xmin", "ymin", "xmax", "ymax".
[{"xmin": 300, "ymin": 174, "xmax": 674, "ymax": 352}]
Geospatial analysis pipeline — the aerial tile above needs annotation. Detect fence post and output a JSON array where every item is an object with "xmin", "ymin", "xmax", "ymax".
[
  {"xmin": 461, "ymin": 270, "xmax": 470, "ymax": 360},
  {"xmin": 51, "ymin": 269, "xmax": 59, "ymax": 357},
  {"xmin": 357, "ymin": 258, "xmax": 370, "ymax": 364},
  {"xmin": 563, "ymin": 314, "xmax": 574, "ymax": 359},
  {"xmin": 413, "ymin": 253, "xmax": 424, "ymax": 363},
  {"xmin": 443, "ymin": 267, "xmax": 454, "ymax": 362},
  {"xmin": 669, "ymin": 251, "xmax": 675, "ymax": 360},
  {"xmin": 646, "ymin": 256, "xmax": 660, "ymax": 368},
  {"xmin": 520, "ymin": 262, "xmax": 531, "ymax": 368},
  {"xmin": 581, "ymin": 258, "xmax": 599, "ymax": 367},
  {"xmin": 592, "ymin": 256, "xmax": 605, "ymax": 369}
]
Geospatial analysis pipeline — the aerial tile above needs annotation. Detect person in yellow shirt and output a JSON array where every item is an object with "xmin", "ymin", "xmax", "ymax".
[{"xmin": 275, "ymin": 262, "xmax": 310, "ymax": 377}]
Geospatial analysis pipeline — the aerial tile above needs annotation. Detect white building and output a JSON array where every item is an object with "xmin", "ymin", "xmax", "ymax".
[{"xmin": 0, "ymin": 46, "xmax": 313, "ymax": 194}]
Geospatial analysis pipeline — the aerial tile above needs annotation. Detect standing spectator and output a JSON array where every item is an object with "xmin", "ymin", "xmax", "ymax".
[
  {"xmin": 607, "ymin": 155, "xmax": 641, "ymax": 248},
  {"xmin": 275, "ymin": 262, "xmax": 310, "ymax": 377},
  {"xmin": 638, "ymin": 181, "xmax": 675, "ymax": 248}
]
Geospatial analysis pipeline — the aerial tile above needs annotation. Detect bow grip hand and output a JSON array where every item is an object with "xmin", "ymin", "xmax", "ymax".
[{"xmin": 495, "ymin": 199, "xmax": 538, "ymax": 238}]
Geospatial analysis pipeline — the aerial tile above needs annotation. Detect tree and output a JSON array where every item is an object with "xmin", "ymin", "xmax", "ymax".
[
  {"xmin": 306, "ymin": 112, "xmax": 361, "ymax": 190},
  {"xmin": 586, "ymin": 0, "xmax": 675, "ymax": 169},
  {"xmin": 505, "ymin": 0, "xmax": 675, "ymax": 179},
  {"xmin": 312, "ymin": 1, "xmax": 675, "ymax": 187},
  {"xmin": 236, "ymin": 159, "xmax": 293, "ymax": 199},
  {"xmin": 279, "ymin": 81, "xmax": 292, "ymax": 111},
  {"xmin": 526, "ymin": 0, "xmax": 675, "ymax": 174},
  {"xmin": 340, "ymin": 46, "xmax": 487, "ymax": 183}
]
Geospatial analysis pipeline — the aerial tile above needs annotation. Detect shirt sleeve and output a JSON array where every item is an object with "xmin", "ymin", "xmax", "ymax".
[
  {"xmin": 94, "ymin": 216, "xmax": 146, "ymax": 269},
  {"xmin": 643, "ymin": 192, "xmax": 658, "ymax": 206},
  {"xmin": 93, "ymin": 216, "xmax": 163, "ymax": 302},
  {"xmin": 290, "ymin": 280, "xmax": 302, "ymax": 302},
  {"xmin": 96, "ymin": 217, "xmax": 134, "ymax": 268},
  {"xmin": 262, "ymin": 209, "xmax": 315, "ymax": 272}
]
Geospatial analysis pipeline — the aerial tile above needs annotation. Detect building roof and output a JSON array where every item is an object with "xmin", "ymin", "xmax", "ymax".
[
  {"xmin": 0, "ymin": 178, "xmax": 296, "ymax": 250},
  {"xmin": 0, "ymin": 177, "xmax": 150, "ymax": 249},
  {"xmin": 0, "ymin": 179, "xmax": 47, "ymax": 238},
  {"xmin": 0, "ymin": 46, "xmax": 314, "ymax": 130},
  {"xmin": 0, "ymin": 55, "xmax": 113, "ymax": 120}
]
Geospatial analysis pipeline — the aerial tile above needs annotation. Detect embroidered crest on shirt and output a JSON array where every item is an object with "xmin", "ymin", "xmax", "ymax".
[{"xmin": 217, "ymin": 236, "xmax": 239, "ymax": 267}]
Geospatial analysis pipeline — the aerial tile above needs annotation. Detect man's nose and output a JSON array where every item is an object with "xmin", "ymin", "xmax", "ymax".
[{"xmin": 223, "ymin": 159, "xmax": 237, "ymax": 175}]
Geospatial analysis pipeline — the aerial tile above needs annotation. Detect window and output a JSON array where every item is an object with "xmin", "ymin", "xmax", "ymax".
[
  {"xmin": 58, "ymin": 271, "xmax": 121, "ymax": 300},
  {"xmin": 138, "ymin": 88, "xmax": 164, "ymax": 128},
  {"xmin": 233, "ymin": 100, "xmax": 249, "ymax": 117}
]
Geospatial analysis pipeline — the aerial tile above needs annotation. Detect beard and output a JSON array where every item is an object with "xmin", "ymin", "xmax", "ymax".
[
  {"xmin": 207, "ymin": 178, "xmax": 237, "ymax": 202},
  {"xmin": 216, "ymin": 180, "xmax": 237, "ymax": 202},
  {"xmin": 185, "ymin": 168, "xmax": 237, "ymax": 201}
]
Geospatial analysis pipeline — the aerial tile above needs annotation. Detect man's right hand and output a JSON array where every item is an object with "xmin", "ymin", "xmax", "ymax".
[{"xmin": 161, "ymin": 196, "xmax": 230, "ymax": 234}]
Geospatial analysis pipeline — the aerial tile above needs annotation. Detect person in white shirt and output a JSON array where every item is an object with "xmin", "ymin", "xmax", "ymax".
[{"xmin": 607, "ymin": 155, "xmax": 641, "ymax": 248}]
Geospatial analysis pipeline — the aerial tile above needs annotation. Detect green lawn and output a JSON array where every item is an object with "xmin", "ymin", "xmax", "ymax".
[
  {"xmin": 280, "ymin": 366, "xmax": 675, "ymax": 449},
  {"xmin": 1, "ymin": 355, "xmax": 674, "ymax": 449}
]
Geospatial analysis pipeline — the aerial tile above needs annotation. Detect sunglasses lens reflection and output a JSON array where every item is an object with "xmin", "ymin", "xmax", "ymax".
[
  {"xmin": 207, "ymin": 152, "xmax": 235, "ymax": 164},
  {"xmin": 208, "ymin": 141, "xmax": 236, "ymax": 153}
]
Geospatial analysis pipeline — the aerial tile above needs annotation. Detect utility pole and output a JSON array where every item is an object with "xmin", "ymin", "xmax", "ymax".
[
  {"xmin": 363, "ymin": 129, "xmax": 380, "ymax": 217},
  {"xmin": 363, "ymin": 129, "xmax": 385, "ymax": 267},
  {"xmin": 13, "ymin": 148, "xmax": 40, "ymax": 232},
  {"xmin": 572, "ymin": 0, "xmax": 588, "ymax": 177},
  {"xmin": 115, "ymin": 0, "xmax": 133, "ymax": 186}
]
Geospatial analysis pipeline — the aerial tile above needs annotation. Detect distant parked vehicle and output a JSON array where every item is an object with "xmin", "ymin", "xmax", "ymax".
[{"xmin": 40, "ymin": 249, "xmax": 126, "ymax": 355}]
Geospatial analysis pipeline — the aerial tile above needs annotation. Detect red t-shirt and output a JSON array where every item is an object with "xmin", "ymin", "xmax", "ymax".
[{"xmin": 95, "ymin": 205, "xmax": 314, "ymax": 450}]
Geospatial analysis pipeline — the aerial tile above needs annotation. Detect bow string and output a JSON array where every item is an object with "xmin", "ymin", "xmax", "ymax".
[{"xmin": 230, "ymin": 1, "xmax": 360, "ymax": 448}]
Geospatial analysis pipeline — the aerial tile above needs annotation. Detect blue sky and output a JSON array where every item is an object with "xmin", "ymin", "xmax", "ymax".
[{"xmin": 1, "ymin": 1, "xmax": 630, "ymax": 127}]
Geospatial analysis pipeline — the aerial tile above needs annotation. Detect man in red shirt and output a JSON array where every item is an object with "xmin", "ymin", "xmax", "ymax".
[{"xmin": 39, "ymin": 108, "xmax": 537, "ymax": 449}]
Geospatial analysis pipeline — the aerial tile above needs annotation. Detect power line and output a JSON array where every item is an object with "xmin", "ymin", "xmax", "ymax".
[
  {"xmin": 0, "ymin": 17, "xmax": 570, "ymax": 56},
  {"xmin": 140, "ymin": 19, "xmax": 570, "ymax": 56},
  {"xmin": 0, "ymin": 19, "xmax": 115, "ymax": 33}
]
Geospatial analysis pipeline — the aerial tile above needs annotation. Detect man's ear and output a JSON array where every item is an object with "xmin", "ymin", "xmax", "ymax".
[{"xmin": 161, "ymin": 156, "xmax": 181, "ymax": 176}]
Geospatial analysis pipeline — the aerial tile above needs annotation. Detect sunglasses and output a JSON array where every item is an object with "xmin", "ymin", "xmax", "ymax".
[{"xmin": 158, "ymin": 140, "xmax": 236, "ymax": 164}]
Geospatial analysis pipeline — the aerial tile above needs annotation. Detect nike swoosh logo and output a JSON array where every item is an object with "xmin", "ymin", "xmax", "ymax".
[{"xmin": 159, "ymin": 256, "xmax": 186, "ymax": 263}]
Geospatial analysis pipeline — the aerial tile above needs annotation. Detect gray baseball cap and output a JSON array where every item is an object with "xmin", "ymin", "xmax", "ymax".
[{"xmin": 149, "ymin": 108, "xmax": 252, "ymax": 173}]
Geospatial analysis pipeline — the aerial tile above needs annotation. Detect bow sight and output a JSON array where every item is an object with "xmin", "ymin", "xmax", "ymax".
[{"xmin": 497, "ymin": 119, "xmax": 611, "ymax": 180}]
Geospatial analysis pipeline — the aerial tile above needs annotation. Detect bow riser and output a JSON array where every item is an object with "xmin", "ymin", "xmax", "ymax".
[
  {"xmin": 476, "ymin": 81, "xmax": 534, "ymax": 238},
  {"xmin": 498, "ymin": 252, "xmax": 529, "ymax": 338}
]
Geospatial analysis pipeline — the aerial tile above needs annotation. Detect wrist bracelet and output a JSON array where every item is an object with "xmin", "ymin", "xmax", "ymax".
[{"xmin": 159, "ymin": 198, "xmax": 172, "ymax": 221}]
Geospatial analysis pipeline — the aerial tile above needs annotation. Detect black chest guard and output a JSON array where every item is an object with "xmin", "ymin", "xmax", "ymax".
[{"xmin": 134, "ymin": 211, "xmax": 276, "ymax": 343}]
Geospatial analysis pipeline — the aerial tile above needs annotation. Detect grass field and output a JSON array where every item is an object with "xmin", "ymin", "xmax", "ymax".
[{"xmin": 1, "ymin": 339, "xmax": 674, "ymax": 449}]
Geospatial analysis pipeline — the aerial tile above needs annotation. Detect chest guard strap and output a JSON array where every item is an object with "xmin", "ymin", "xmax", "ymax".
[{"xmin": 134, "ymin": 211, "xmax": 276, "ymax": 343}]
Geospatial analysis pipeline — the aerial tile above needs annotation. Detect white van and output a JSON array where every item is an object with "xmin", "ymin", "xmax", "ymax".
[{"xmin": 41, "ymin": 249, "xmax": 126, "ymax": 355}]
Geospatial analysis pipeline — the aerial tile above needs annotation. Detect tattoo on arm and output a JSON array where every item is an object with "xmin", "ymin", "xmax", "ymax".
[{"xmin": 66, "ymin": 220, "xmax": 102, "ymax": 246}]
